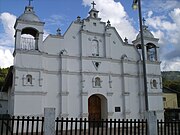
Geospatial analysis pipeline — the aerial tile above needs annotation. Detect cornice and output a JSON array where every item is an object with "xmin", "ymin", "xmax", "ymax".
[
  {"xmin": 148, "ymin": 92, "xmax": 163, "ymax": 96},
  {"xmin": 14, "ymin": 91, "xmax": 47, "ymax": 96},
  {"xmin": 80, "ymin": 29, "xmax": 104, "ymax": 36}
]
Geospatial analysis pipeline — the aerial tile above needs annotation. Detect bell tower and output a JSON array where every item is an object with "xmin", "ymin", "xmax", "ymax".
[
  {"xmin": 132, "ymin": 22, "xmax": 163, "ymax": 115},
  {"xmin": 88, "ymin": 1, "xmax": 99, "ymax": 19},
  {"xmin": 132, "ymin": 24, "xmax": 159, "ymax": 62},
  {"xmin": 14, "ymin": 4, "xmax": 45, "ymax": 55}
]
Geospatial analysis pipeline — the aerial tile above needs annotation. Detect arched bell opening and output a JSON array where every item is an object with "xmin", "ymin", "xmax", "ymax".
[
  {"xmin": 136, "ymin": 44, "xmax": 143, "ymax": 59},
  {"xmin": 146, "ymin": 43, "xmax": 157, "ymax": 61},
  {"xmin": 20, "ymin": 27, "xmax": 39, "ymax": 50}
]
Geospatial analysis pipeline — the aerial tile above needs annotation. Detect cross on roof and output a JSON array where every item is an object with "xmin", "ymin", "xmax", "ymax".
[
  {"xmin": 91, "ymin": 1, "xmax": 96, "ymax": 8},
  {"xmin": 28, "ymin": 0, "xmax": 33, "ymax": 6}
]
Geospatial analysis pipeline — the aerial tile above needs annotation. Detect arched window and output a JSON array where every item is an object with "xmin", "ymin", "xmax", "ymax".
[
  {"xmin": 26, "ymin": 74, "xmax": 32, "ymax": 85},
  {"xmin": 152, "ymin": 79, "xmax": 157, "ymax": 88},
  {"xmin": 93, "ymin": 76, "xmax": 102, "ymax": 88},
  {"xmin": 147, "ymin": 43, "xmax": 157, "ymax": 61},
  {"xmin": 92, "ymin": 40, "xmax": 99, "ymax": 56},
  {"xmin": 151, "ymin": 79, "xmax": 157, "ymax": 89},
  {"xmin": 95, "ymin": 77, "xmax": 101, "ymax": 87}
]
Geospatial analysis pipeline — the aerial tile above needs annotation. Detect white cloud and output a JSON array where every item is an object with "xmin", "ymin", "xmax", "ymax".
[
  {"xmin": 161, "ymin": 58, "xmax": 180, "ymax": 71},
  {"xmin": 145, "ymin": 7, "xmax": 180, "ymax": 71},
  {"xmin": 151, "ymin": 30, "xmax": 165, "ymax": 44},
  {"xmin": 143, "ymin": 0, "xmax": 180, "ymax": 14},
  {"xmin": 0, "ymin": 12, "xmax": 16, "ymax": 42},
  {"xmin": 147, "ymin": 11, "xmax": 153, "ymax": 18},
  {"xmin": 0, "ymin": 12, "xmax": 16, "ymax": 68},
  {"xmin": 0, "ymin": 49, "xmax": 13, "ymax": 68},
  {"xmin": 82, "ymin": 0, "xmax": 137, "ymax": 42},
  {"xmin": 170, "ymin": 8, "xmax": 180, "ymax": 25}
]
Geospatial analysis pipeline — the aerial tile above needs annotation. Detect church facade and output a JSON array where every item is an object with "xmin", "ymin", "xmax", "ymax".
[{"xmin": 3, "ymin": 3, "xmax": 163, "ymax": 120}]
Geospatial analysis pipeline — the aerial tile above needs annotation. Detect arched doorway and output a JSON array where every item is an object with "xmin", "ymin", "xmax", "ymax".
[
  {"xmin": 88, "ymin": 95, "xmax": 101, "ymax": 121},
  {"xmin": 88, "ymin": 94, "xmax": 107, "ymax": 121}
]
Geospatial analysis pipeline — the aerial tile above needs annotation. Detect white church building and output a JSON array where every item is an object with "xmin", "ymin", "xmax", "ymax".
[{"xmin": 2, "ymin": 3, "xmax": 164, "ymax": 120}]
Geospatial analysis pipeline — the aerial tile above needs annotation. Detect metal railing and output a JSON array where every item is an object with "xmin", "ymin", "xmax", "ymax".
[
  {"xmin": 20, "ymin": 37, "xmax": 35, "ymax": 50},
  {"xmin": 157, "ymin": 120, "xmax": 180, "ymax": 135},
  {"xmin": 55, "ymin": 118, "xmax": 147, "ymax": 135},
  {"xmin": 0, "ymin": 115, "xmax": 44, "ymax": 135},
  {"xmin": 1, "ymin": 116, "xmax": 180, "ymax": 135}
]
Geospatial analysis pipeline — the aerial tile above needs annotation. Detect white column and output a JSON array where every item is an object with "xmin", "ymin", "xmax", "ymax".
[
  {"xmin": 60, "ymin": 91, "xmax": 69, "ymax": 118},
  {"xmin": 59, "ymin": 55, "xmax": 69, "ymax": 118},
  {"xmin": 81, "ymin": 74, "xmax": 88, "ymax": 118},
  {"xmin": 107, "ymin": 93, "xmax": 113, "ymax": 119},
  {"xmin": 81, "ymin": 93, "xmax": 88, "ymax": 118},
  {"xmin": 15, "ymin": 30, "xmax": 21, "ymax": 49},
  {"xmin": 122, "ymin": 60, "xmax": 131, "ymax": 119},
  {"xmin": 38, "ymin": 32, "xmax": 43, "ymax": 51},
  {"xmin": 105, "ymin": 32, "xmax": 111, "ymax": 58},
  {"xmin": 138, "ymin": 61, "xmax": 145, "ymax": 119}
]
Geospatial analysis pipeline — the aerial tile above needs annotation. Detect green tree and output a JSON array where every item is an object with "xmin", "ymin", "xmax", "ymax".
[{"xmin": 0, "ymin": 67, "xmax": 9, "ymax": 90}]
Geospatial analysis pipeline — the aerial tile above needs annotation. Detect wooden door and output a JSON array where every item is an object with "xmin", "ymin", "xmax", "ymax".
[{"xmin": 88, "ymin": 95, "xmax": 101, "ymax": 121}]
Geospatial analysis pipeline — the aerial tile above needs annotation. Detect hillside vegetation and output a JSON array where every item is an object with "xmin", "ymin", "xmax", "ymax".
[
  {"xmin": 162, "ymin": 71, "xmax": 180, "ymax": 91},
  {"xmin": 0, "ymin": 67, "xmax": 9, "ymax": 90}
]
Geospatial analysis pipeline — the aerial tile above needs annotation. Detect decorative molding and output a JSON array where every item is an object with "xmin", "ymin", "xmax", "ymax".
[
  {"xmin": 107, "ymin": 92, "xmax": 113, "ymax": 96},
  {"xmin": 39, "ymin": 78, "xmax": 43, "ymax": 87},
  {"xmin": 16, "ymin": 20, "xmax": 45, "ymax": 26},
  {"xmin": 15, "ymin": 49, "xmax": 42, "ymax": 56},
  {"xmin": 14, "ymin": 91, "xmax": 47, "ymax": 96},
  {"xmin": 122, "ymin": 73, "xmax": 138, "ymax": 78},
  {"xmin": 109, "ymin": 75, "xmax": 112, "ymax": 88},
  {"xmin": 80, "ymin": 29, "xmax": 104, "ymax": 36},
  {"xmin": 60, "ymin": 91, "xmax": 69, "ymax": 96},
  {"xmin": 15, "ymin": 66, "xmax": 140, "ymax": 78},
  {"xmin": 92, "ymin": 61, "xmax": 101, "ymax": 71},
  {"xmin": 148, "ymin": 92, "xmax": 163, "ymax": 96},
  {"xmin": 109, "ymin": 81, "xmax": 112, "ymax": 88},
  {"xmin": 15, "ymin": 48, "xmax": 161, "ymax": 67},
  {"xmin": 15, "ymin": 76, "xmax": 19, "ymax": 86},
  {"xmin": 81, "ymin": 92, "xmax": 88, "ymax": 96},
  {"xmin": 81, "ymin": 79, "xmax": 85, "ymax": 88},
  {"xmin": 123, "ymin": 92, "xmax": 130, "ymax": 96},
  {"xmin": 122, "ymin": 60, "xmax": 137, "ymax": 64},
  {"xmin": 104, "ymin": 32, "xmax": 111, "ymax": 37}
]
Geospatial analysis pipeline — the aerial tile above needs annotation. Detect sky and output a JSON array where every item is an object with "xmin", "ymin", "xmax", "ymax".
[{"xmin": 0, "ymin": 0, "xmax": 180, "ymax": 71}]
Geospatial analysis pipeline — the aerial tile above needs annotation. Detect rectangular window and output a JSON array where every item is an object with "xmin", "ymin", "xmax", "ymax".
[{"xmin": 115, "ymin": 107, "xmax": 121, "ymax": 112}]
